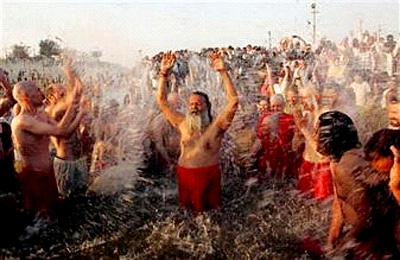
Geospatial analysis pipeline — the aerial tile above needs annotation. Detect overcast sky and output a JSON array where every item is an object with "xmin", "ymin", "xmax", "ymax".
[{"xmin": 1, "ymin": 0, "xmax": 399, "ymax": 66}]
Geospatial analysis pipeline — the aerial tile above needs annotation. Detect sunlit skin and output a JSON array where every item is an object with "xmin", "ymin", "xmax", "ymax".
[
  {"xmin": 388, "ymin": 101, "xmax": 400, "ymax": 129},
  {"xmin": 371, "ymin": 156, "xmax": 394, "ymax": 174},
  {"xmin": 45, "ymin": 60, "xmax": 89, "ymax": 161},
  {"xmin": 12, "ymin": 80, "xmax": 83, "ymax": 173},
  {"xmin": 294, "ymin": 88, "xmax": 325, "ymax": 163},
  {"xmin": 389, "ymin": 146, "xmax": 400, "ymax": 205},
  {"xmin": 189, "ymin": 95, "xmax": 207, "ymax": 116},
  {"xmin": 156, "ymin": 51, "xmax": 238, "ymax": 168},
  {"xmin": 286, "ymin": 90, "xmax": 298, "ymax": 107}
]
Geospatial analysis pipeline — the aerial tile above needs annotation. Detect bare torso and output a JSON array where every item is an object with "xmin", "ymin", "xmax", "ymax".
[
  {"xmin": 12, "ymin": 111, "xmax": 53, "ymax": 173},
  {"xmin": 178, "ymin": 121, "xmax": 222, "ymax": 167},
  {"xmin": 50, "ymin": 103, "xmax": 82, "ymax": 160}
]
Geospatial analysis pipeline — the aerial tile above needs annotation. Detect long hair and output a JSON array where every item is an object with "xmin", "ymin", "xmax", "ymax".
[
  {"xmin": 317, "ymin": 111, "xmax": 360, "ymax": 161},
  {"xmin": 192, "ymin": 91, "xmax": 213, "ymax": 122},
  {"xmin": 364, "ymin": 129, "xmax": 400, "ymax": 161}
]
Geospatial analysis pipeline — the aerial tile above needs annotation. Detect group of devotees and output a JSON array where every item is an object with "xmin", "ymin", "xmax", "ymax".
[{"xmin": 1, "ymin": 43, "xmax": 400, "ymax": 258}]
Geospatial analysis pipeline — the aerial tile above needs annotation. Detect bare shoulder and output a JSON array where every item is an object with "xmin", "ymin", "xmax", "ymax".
[
  {"xmin": 12, "ymin": 113, "xmax": 38, "ymax": 131},
  {"xmin": 337, "ymin": 148, "xmax": 384, "ymax": 185},
  {"xmin": 334, "ymin": 149, "xmax": 364, "ymax": 176},
  {"xmin": 11, "ymin": 114, "xmax": 25, "ymax": 128}
]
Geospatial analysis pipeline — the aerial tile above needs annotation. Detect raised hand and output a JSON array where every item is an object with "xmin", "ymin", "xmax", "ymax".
[
  {"xmin": 63, "ymin": 57, "xmax": 77, "ymax": 92},
  {"xmin": 160, "ymin": 51, "xmax": 176, "ymax": 74},
  {"xmin": 71, "ymin": 77, "xmax": 83, "ymax": 105},
  {"xmin": 293, "ymin": 109, "xmax": 307, "ymax": 129},
  {"xmin": 209, "ymin": 51, "xmax": 227, "ymax": 72}
]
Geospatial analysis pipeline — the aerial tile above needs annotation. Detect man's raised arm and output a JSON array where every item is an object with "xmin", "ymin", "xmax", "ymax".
[
  {"xmin": 211, "ymin": 51, "xmax": 239, "ymax": 131},
  {"xmin": 63, "ymin": 57, "xmax": 77, "ymax": 93},
  {"xmin": 0, "ymin": 70, "xmax": 16, "ymax": 116},
  {"xmin": 156, "ymin": 51, "xmax": 185, "ymax": 129}
]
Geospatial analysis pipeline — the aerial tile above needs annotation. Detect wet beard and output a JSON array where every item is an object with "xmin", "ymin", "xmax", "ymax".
[{"xmin": 185, "ymin": 112, "xmax": 210, "ymax": 134}]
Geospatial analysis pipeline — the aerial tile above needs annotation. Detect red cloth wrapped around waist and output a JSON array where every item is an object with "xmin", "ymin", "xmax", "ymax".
[
  {"xmin": 176, "ymin": 164, "xmax": 221, "ymax": 211},
  {"xmin": 18, "ymin": 167, "xmax": 59, "ymax": 212}
]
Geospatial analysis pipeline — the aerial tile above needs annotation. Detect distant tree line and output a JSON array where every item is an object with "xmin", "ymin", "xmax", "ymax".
[
  {"xmin": 6, "ymin": 39, "xmax": 102, "ymax": 61},
  {"xmin": 8, "ymin": 39, "xmax": 61, "ymax": 60}
]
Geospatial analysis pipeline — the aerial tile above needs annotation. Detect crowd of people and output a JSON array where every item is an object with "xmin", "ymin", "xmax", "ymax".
[{"xmin": 1, "ymin": 28, "xmax": 400, "ymax": 257}]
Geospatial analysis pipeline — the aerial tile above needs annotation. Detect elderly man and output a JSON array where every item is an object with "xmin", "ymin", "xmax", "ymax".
[
  {"xmin": 156, "ymin": 51, "xmax": 238, "ymax": 212},
  {"xmin": 11, "ymin": 78, "xmax": 83, "ymax": 218},
  {"xmin": 256, "ymin": 94, "xmax": 295, "ymax": 180}
]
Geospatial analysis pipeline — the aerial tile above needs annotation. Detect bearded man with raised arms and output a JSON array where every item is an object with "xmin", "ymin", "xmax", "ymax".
[{"xmin": 156, "ymin": 51, "xmax": 238, "ymax": 212}]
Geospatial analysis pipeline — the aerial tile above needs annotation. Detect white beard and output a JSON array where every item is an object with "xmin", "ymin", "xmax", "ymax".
[{"xmin": 184, "ymin": 112, "xmax": 210, "ymax": 134}]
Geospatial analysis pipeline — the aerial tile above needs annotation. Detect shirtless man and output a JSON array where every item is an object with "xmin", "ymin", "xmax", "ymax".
[
  {"xmin": 47, "ymin": 62, "xmax": 89, "ymax": 198},
  {"xmin": 11, "ymin": 79, "xmax": 83, "ymax": 217},
  {"xmin": 156, "ymin": 51, "xmax": 238, "ymax": 212},
  {"xmin": 294, "ymin": 87, "xmax": 332, "ymax": 200}
]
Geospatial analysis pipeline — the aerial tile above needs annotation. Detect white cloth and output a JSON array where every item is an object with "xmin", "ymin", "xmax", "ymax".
[{"xmin": 349, "ymin": 81, "xmax": 371, "ymax": 107}]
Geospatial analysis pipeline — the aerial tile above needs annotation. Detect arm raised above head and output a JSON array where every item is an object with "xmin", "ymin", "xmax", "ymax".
[
  {"xmin": 63, "ymin": 57, "xmax": 77, "ymax": 93},
  {"xmin": 156, "ymin": 51, "xmax": 185, "ymax": 129},
  {"xmin": 210, "ymin": 51, "xmax": 239, "ymax": 132}
]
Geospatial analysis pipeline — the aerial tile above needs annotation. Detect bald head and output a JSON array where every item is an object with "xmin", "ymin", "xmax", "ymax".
[{"xmin": 13, "ymin": 81, "xmax": 44, "ymax": 107}]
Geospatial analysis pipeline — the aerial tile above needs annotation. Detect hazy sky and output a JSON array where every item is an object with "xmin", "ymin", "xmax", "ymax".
[{"xmin": 1, "ymin": 0, "xmax": 399, "ymax": 66}]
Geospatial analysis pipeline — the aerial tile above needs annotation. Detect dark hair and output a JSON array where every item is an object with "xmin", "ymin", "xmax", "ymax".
[
  {"xmin": 192, "ymin": 91, "xmax": 213, "ymax": 122},
  {"xmin": 364, "ymin": 129, "xmax": 400, "ymax": 161},
  {"xmin": 317, "ymin": 111, "xmax": 360, "ymax": 161}
]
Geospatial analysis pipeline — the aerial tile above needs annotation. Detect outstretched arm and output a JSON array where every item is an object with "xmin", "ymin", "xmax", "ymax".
[
  {"xmin": 156, "ymin": 51, "xmax": 185, "ymax": 129},
  {"xmin": 211, "ymin": 51, "xmax": 239, "ymax": 131}
]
